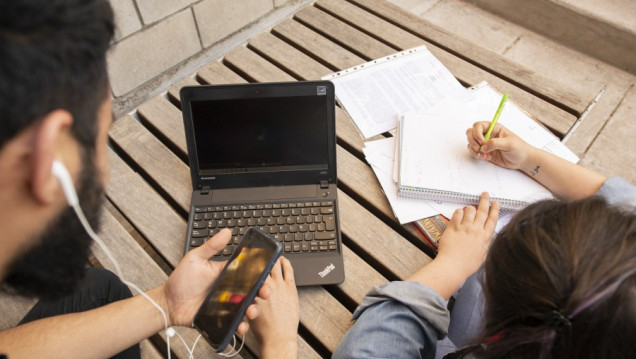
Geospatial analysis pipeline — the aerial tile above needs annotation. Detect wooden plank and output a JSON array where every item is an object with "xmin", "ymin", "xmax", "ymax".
[
  {"xmin": 271, "ymin": 19, "xmax": 365, "ymax": 70},
  {"xmin": 346, "ymin": 0, "xmax": 589, "ymax": 117},
  {"xmin": 106, "ymin": 149, "xmax": 186, "ymax": 267},
  {"xmin": 248, "ymin": 32, "xmax": 332, "ymax": 80},
  {"xmin": 140, "ymin": 340, "xmax": 163, "ymax": 359},
  {"xmin": 137, "ymin": 96, "xmax": 187, "ymax": 157},
  {"xmin": 316, "ymin": 0, "xmax": 576, "ymax": 135},
  {"xmin": 197, "ymin": 61, "xmax": 249, "ymax": 86},
  {"xmin": 168, "ymin": 76, "xmax": 200, "ymax": 105},
  {"xmin": 337, "ymin": 146, "xmax": 393, "ymax": 220},
  {"xmin": 335, "ymin": 106, "xmax": 366, "ymax": 156},
  {"xmin": 298, "ymin": 287, "xmax": 352, "ymax": 353},
  {"xmin": 293, "ymin": 6, "xmax": 395, "ymax": 61},
  {"xmin": 338, "ymin": 189, "xmax": 431, "ymax": 280},
  {"xmin": 0, "ymin": 294, "xmax": 36, "ymax": 330},
  {"xmin": 223, "ymin": 46, "xmax": 296, "ymax": 83},
  {"xmin": 109, "ymin": 115, "xmax": 191, "ymax": 211},
  {"xmin": 339, "ymin": 244, "xmax": 387, "ymax": 304}
]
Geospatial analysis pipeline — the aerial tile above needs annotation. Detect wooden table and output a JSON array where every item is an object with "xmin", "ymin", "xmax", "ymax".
[{"xmin": 0, "ymin": 1, "xmax": 597, "ymax": 358}]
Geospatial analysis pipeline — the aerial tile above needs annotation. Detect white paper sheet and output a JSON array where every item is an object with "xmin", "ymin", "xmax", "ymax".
[
  {"xmin": 324, "ymin": 46, "xmax": 468, "ymax": 139},
  {"xmin": 363, "ymin": 138, "xmax": 459, "ymax": 223}
]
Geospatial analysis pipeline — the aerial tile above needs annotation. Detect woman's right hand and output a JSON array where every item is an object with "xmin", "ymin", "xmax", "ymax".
[{"xmin": 466, "ymin": 121, "xmax": 534, "ymax": 170}]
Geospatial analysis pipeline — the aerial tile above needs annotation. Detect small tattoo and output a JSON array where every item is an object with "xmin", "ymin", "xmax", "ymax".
[{"xmin": 530, "ymin": 166, "xmax": 540, "ymax": 176}]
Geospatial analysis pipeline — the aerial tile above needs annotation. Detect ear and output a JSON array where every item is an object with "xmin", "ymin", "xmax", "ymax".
[{"xmin": 31, "ymin": 110, "xmax": 75, "ymax": 204}]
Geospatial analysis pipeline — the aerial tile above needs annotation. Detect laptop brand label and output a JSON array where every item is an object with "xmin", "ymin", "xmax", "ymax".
[{"xmin": 318, "ymin": 263, "xmax": 336, "ymax": 278}]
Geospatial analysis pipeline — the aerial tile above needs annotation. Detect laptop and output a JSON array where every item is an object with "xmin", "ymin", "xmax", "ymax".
[{"xmin": 180, "ymin": 81, "xmax": 345, "ymax": 286}]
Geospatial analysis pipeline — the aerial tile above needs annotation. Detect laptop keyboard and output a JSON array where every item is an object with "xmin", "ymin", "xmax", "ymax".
[{"xmin": 189, "ymin": 201, "xmax": 338, "ymax": 256}]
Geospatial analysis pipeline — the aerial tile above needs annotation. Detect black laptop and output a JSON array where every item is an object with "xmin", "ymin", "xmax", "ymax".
[{"xmin": 180, "ymin": 81, "xmax": 345, "ymax": 286}]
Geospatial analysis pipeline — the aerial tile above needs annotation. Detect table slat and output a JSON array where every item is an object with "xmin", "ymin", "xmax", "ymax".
[
  {"xmin": 223, "ymin": 47, "xmax": 296, "ymax": 83},
  {"xmin": 294, "ymin": 6, "xmax": 395, "ymax": 61},
  {"xmin": 272, "ymin": 19, "xmax": 365, "ymax": 70},
  {"xmin": 347, "ymin": 0, "xmax": 589, "ymax": 116},
  {"xmin": 248, "ymin": 32, "xmax": 333, "ymax": 80}
]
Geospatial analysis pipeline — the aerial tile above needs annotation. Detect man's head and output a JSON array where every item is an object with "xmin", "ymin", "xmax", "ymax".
[{"xmin": 0, "ymin": 0, "xmax": 114, "ymax": 298}]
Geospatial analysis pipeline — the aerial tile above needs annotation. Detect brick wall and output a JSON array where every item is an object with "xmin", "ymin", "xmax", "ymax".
[{"xmin": 107, "ymin": 0, "xmax": 310, "ymax": 114}]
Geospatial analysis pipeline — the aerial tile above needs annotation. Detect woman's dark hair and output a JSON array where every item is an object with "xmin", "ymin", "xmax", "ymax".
[
  {"xmin": 476, "ymin": 196, "xmax": 636, "ymax": 358},
  {"xmin": 0, "ymin": 0, "xmax": 114, "ymax": 150}
]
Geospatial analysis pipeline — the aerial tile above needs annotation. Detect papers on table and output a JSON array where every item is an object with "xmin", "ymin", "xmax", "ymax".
[
  {"xmin": 325, "ymin": 46, "xmax": 580, "ymax": 229},
  {"xmin": 323, "ymin": 46, "xmax": 468, "ymax": 139}
]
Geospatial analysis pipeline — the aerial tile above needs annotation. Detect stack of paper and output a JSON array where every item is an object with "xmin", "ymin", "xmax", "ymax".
[{"xmin": 324, "ymin": 46, "xmax": 579, "ymax": 226}]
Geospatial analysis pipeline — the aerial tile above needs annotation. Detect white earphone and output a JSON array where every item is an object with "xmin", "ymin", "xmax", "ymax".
[{"xmin": 51, "ymin": 160, "xmax": 79, "ymax": 206}]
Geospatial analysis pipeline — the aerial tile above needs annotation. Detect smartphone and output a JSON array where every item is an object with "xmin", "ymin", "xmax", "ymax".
[{"xmin": 192, "ymin": 227, "xmax": 282, "ymax": 352}]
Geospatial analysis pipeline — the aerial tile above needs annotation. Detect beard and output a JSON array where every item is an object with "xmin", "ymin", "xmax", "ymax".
[{"xmin": 1, "ymin": 156, "xmax": 105, "ymax": 299}]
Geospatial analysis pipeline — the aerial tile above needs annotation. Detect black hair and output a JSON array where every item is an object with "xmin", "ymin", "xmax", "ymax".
[
  {"xmin": 0, "ymin": 0, "xmax": 114, "ymax": 150},
  {"xmin": 476, "ymin": 196, "xmax": 636, "ymax": 358}
]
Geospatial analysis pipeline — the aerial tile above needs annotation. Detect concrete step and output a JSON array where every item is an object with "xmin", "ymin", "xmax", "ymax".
[{"xmin": 468, "ymin": 0, "xmax": 636, "ymax": 75}]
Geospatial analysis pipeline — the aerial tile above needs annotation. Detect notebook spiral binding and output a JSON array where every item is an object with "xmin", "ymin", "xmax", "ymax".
[{"xmin": 398, "ymin": 186, "xmax": 526, "ymax": 211}]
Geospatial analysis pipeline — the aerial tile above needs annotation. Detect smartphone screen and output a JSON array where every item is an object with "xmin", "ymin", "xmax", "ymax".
[{"xmin": 193, "ymin": 228, "xmax": 282, "ymax": 351}]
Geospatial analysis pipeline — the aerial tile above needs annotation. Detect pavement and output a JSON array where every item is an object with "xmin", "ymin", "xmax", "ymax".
[{"xmin": 389, "ymin": 0, "xmax": 636, "ymax": 184}]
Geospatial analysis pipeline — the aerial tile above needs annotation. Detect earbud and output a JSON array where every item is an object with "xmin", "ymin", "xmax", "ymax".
[{"xmin": 51, "ymin": 160, "xmax": 79, "ymax": 206}]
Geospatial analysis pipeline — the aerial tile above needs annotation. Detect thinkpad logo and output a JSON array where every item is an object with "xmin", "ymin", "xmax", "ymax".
[{"xmin": 318, "ymin": 263, "xmax": 336, "ymax": 278}]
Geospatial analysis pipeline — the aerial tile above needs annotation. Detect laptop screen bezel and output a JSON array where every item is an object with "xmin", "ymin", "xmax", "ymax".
[{"xmin": 180, "ymin": 81, "xmax": 337, "ymax": 190}]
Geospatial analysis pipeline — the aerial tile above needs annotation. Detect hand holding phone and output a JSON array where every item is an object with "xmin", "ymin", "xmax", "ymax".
[{"xmin": 193, "ymin": 228, "xmax": 282, "ymax": 352}]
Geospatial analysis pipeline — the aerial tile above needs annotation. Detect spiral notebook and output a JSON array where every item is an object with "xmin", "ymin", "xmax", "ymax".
[{"xmin": 397, "ymin": 84, "xmax": 578, "ymax": 211}]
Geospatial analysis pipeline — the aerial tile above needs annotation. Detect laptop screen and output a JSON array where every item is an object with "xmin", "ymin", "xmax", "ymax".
[{"xmin": 191, "ymin": 95, "xmax": 329, "ymax": 175}]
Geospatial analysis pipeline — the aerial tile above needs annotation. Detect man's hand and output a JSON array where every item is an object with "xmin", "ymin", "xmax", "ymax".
[
  {"xmin": 249, "ymin": 257, "xmax": 299, "ymax": 359},
  {"xmin": 160, "ymin": 229, "xmax": 268, "ymax": 333}
]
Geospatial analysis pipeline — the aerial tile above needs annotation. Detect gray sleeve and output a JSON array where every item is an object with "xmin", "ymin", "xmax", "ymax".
[
  {"xmin": 332, "ymin": 281, "xmax": 449, "ymax": 359},
  {"xmin": 596, "ymin": 177, "xmax": 636, "ymax": 213}
]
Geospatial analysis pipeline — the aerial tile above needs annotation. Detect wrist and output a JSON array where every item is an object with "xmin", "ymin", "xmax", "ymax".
[
  {"xmin": 260, "ymin": 339, "xmax": 298, "ymax": 359},
  {"xmin": 146, "ymin": 285, "xmax": 172, "ymax": 329},
  {"xmin": 519, "ymin": 146, "xmax": 542, "ymax": 176}
]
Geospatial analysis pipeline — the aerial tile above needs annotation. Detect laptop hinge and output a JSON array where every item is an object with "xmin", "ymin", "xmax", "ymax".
[
  {"xmin": 320, "ymin": 180, "xmax": 329, "ymax": 189},
  {"xmin": 201, "ymin": 186, "xmax": 210, "ymax": 195}
]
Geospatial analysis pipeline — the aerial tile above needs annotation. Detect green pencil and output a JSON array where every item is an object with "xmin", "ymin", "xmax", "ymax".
[
  {"xmin": 484, "ymin": 93, "xmax": 509, "ymax": 142},
  {"xmin": 478, "ymin": 93, "xmax": 508, "ymax": 159}
]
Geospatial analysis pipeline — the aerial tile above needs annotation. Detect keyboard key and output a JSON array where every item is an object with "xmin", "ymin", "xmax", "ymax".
[
  {"xmin": 191, "ymin": 229, "xmax": 208, "ymax": 238},
  {"xmin": 193, "ymin": 221, "xmax": 207, "ymax": 229},
  {"xmin": 320, "ymin": 207, "xmax": 334, "ymax": 215},
  {"xmin": 190, "ymin": 237, "xmax": 205, "ymax": 247},
  {"xmin": 315, "ymin": 232, "xmax": 336, "ymax": 240},
  {"xmin": 325, "ymin": 216, "xmax": 336, "ymax": 231}
]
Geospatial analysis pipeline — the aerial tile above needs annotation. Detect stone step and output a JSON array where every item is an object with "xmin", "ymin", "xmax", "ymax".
[{"xmin": 468, "ymin": 0, "xmax": 636, "ymax": 75}]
